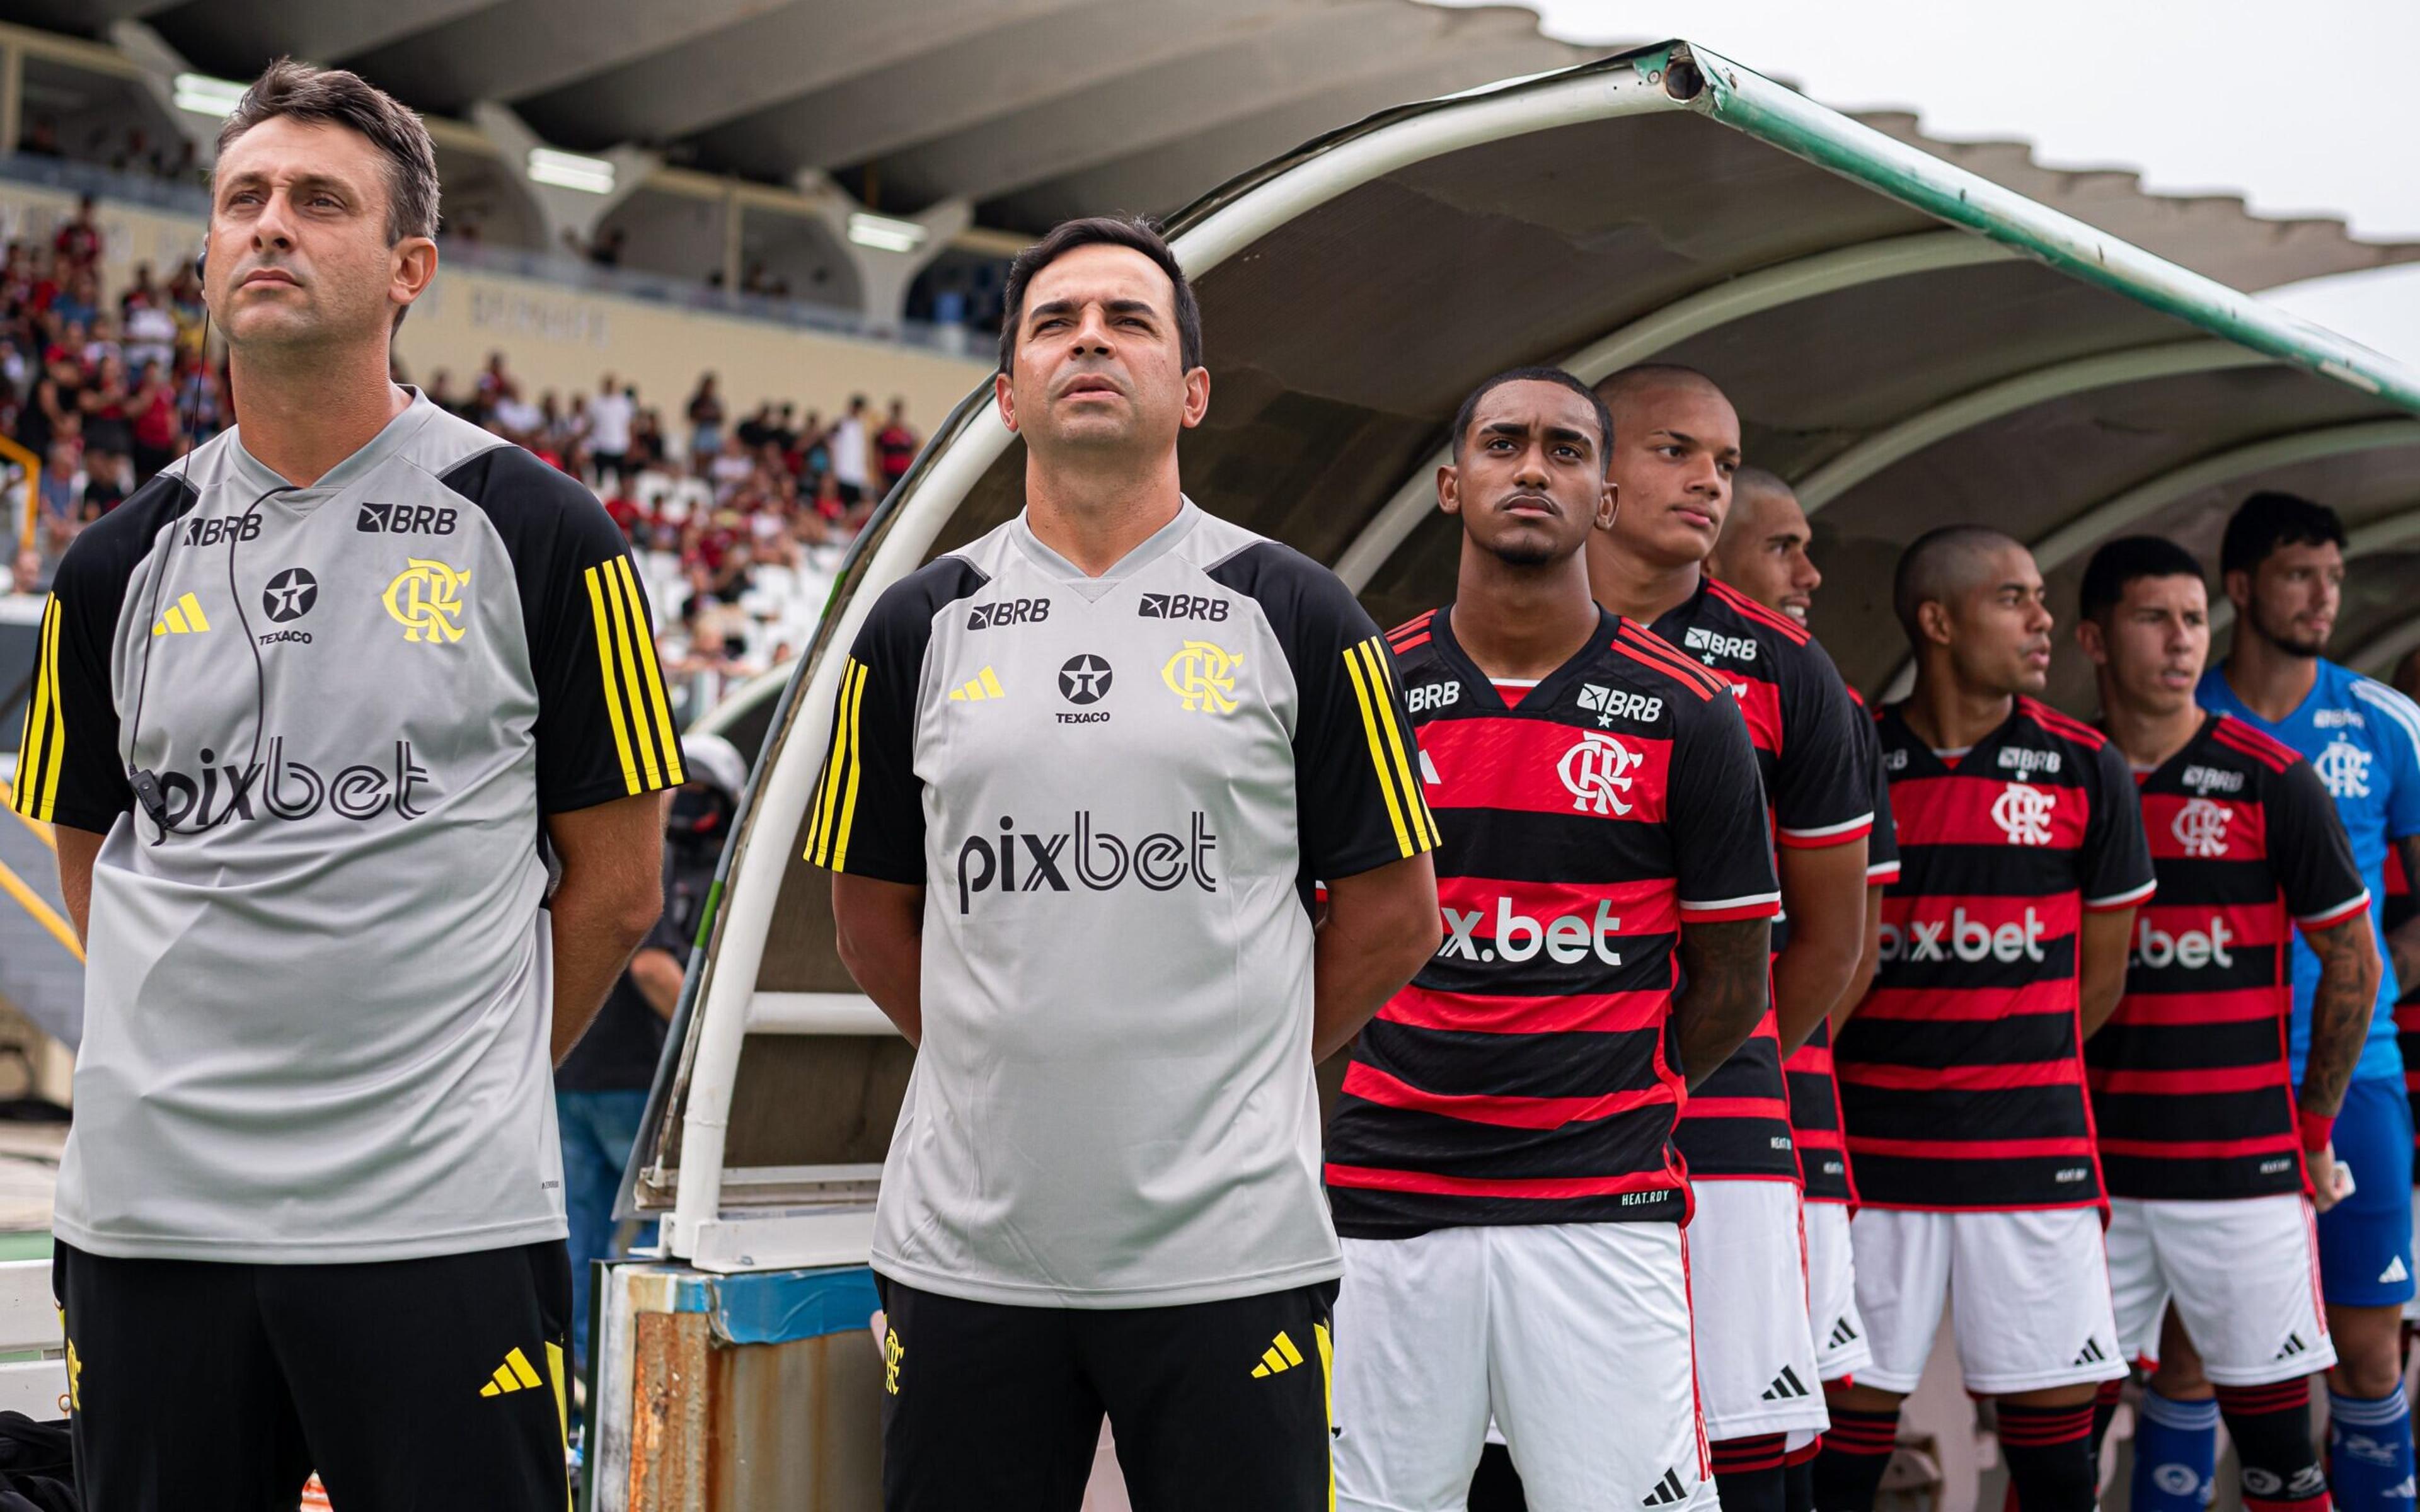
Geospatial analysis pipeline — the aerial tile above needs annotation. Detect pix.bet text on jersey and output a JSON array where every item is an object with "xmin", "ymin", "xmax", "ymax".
[
  {"xmin": 1837, "ymin": 699, "xmax": 2156, "ymax": 1210},
  {"xmin": 1649, "ymin": 578, "xmax": 1873, "ymax": 1186},
  {"xmin": 1321, "ymin": 605, "xmax": 1780, "ymax": 1236},
  {"xmin": 802, "ymin": 500, "xmax": 1433, "ymax": 1308},
  {"xmin": 2087, "ymin": 714, "xmax": 2368, "ymax": 1200}
]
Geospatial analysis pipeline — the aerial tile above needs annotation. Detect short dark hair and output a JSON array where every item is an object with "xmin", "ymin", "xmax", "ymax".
[
  {"xmin": 2220, "ymin": 490, "xmax": 2346, "ymax": 577},
  {"xmin": 1450, "ymin": 366, "xmax": 1615, "ymax": 469},
  {"xmin": 998, "ymin": 215, "xmax": 1202, "ymax": 375},
  {"xmin": 216, "ymin": 59, "xmax": 439, "ymax": 248},
  {"xmin": 2080, "ymin": 536, "xmax": 2206, "ymax": 621},
  {"xmin": 1893, "ymin": 524, "xmax": 2021, "ymax": 640}
]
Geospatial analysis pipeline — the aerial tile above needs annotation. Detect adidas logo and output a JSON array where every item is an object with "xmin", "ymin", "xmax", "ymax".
[
  {"xmin": 478, "ymin": 1346, "xmax": 548, "ymax": 1399},
  {"xmin": 2073, "ymin": 1337, "xmax": 2109, "ymax": 1367},
  {"xmin": 2383, "ymin": 1256, "xmax": 2409, "ymax": 1285},
  {"xmin": 1251, "ymin": 1331, "xmax": 1307, "ymax": 1378},
  {"xmin": 1643, "ymin": 1468, "xmax": 1688, "ymax": 1507},
  {"xmin": 947, "ymin": 667, "xmax": 1006, "ymax": 702},
  {"xmin": 1762, "ymin": 1365, "xmax": 1811, "ymax": 1401},
  {"xmin": 1828, "ymin": 1318, "xmax": 1862, "ymax": 1349},
  {"xmin": 151, "ymin": 592, "xmax": 212, "ymax": 637},
  {"xmin": 2276, "ymin": 1332, "xmax": 2310, "ymax": 1360}
]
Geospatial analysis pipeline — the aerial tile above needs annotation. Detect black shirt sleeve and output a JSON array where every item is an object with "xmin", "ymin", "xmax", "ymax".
[
  {"xmin": 2272, "ymin": 753, "xmax": 2373, "ymax": 929},
  {"xmin": 444, "ymin": 444, "xmax": 686, "ymax": 813},
  {"xmin": 1772, "ymin": 638, "xmax": 1874, "ymax": 849},
  {"xmin": 1672, "ymin": 689, "xmax": 1782, "ymax": 920},
  {"xmin": 2081, "ymin": 738, "xmax": 2158, "ymax": 911},
  {"xmin": 1210, "ymin": 542, "xmax": 1436, "ymax": 881},
  {"xmin": 802, "ymin": 557, "xmax": 986, "ymax": 885},
  {"xmin": 9, "ymin": 474, "xmax": 193, "ymax": 831},
  {"xmin": 1862, "ymin": 717, "xmax": 1901, "ymax": 883}
]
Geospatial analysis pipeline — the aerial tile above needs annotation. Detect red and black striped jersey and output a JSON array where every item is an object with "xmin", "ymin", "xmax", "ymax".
[
  {"xmin": 1836, "ymin": 697, "xmax": 2156, "ymax": 1210},
  {"xmin": 1648, "ymin": 578, "xmax": 1873, "ymax": 1183},
  {"xmin": 1324, "ymin": 604, "xmax": 1781, "ymax": 1238},
  {"xmin": 2087, "ymin": 714, "xmax": 2368, "ymax": 1201},
  {"xmin": 1787, "ymin": 691, "xmax": 1904, "ymax": 1204}
]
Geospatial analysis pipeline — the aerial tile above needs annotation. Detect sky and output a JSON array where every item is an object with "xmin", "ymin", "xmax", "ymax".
[{"xmin": 1425, "ymin": 0, "xmax": 2420, "ymax": 365}]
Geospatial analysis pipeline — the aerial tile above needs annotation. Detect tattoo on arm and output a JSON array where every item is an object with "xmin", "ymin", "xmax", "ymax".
[
  {"xmin": 1673, "ymin": 917, "xmax": 1774, "ymax": 1091},
  {"xmin": 2299, "ymin": 916, "xmax": 2382, "ymax": 1119}
]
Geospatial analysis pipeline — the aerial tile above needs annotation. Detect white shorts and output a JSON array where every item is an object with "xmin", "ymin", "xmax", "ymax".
[
  {"xmin": 1850, "ymin": 1206, "xmax": 2126, "ymax": 1396},
  {"xmin": 1332, "ymin": 1223, "xmax": 1714, "ymax": 1512},
  {"xmin": 1687, "ymin": 1179, "xmax": 1829, "ymax": 1440},
  {"xmin": 2108, "ymin": 1195, "xmax": 2334, "ymax": 1385},
  {"xmin": 1806, "ymin": 1200, "xmax": 1872, "ymax": 1382}
]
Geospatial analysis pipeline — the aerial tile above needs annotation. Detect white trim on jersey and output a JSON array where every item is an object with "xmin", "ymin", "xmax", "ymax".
[
  {"xmin": 1778, "ymin": 811, "xmax": 1878, "ymax": 841},
  {"xmin": 2084, "ymin": 877, "xmax": 2160, "ymax": 910},
  {"xmin": 1680, "ymin": 890, "xmax": 1784, "ymax": 914},
  {"xmin": 2296, "ymin": 888, "xmax": 2373, "ymax": 927},
  {"xmin": 2351, "ymin": 677, "xmax": 2420, "ymax": 757}
]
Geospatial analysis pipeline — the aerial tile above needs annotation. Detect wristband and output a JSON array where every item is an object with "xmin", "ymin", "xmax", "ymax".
[{"xmin": 2298, "ymin": 1108, "xmax": 2336, "ymax": 1155}]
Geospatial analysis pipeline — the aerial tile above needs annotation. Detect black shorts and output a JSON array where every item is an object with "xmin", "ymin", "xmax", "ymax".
[
  {"xmin": 877, "ymin": 1275, "xmax": 1337, "ymax": 1512},
  {"xmin": 55, "ymin": 1239, "xmax": 571, "ymax": 1512}
]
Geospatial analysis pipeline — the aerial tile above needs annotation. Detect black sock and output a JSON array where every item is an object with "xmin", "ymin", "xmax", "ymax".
[
  {"xmin": 1785, "ymin": 1438, "xmax": 1820, "ymax": 1512},
  {"xmin": 2217, "ymin": 1379, "xmax": 2329, "ymax": 1512},
  {"xmin": 1714, "ymin": 1433, "xmax": 1792, "ymax": 1512},
  {"xmin": 2088, "ymin": 1377, "xmax": 2126, "ymax": 1463},
  {"xmin": 1814, "ymin": 1408, "xmax": 1899, "ymax": 1512},
  {"xmin": 1997, "ymin": 1401, "xmax": 2099, "ymax": 1512}
]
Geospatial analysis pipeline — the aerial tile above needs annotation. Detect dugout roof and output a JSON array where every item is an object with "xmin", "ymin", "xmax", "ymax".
[{"xmin": 628, "ymin": 43, "xmax": 2420, "ymax": 1268}]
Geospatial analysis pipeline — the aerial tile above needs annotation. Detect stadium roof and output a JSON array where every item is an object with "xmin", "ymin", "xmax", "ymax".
[{"xmin": 15, "ymin": 0, "xmax": 2420, "ymax": 286}]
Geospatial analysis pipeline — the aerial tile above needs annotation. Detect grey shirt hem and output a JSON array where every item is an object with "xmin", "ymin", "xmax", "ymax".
[
  {"xmin": 54, "ymin": 1213, "xmax": 569, "ymax": 1265},
  {"xmin": 871, "ymin": 1252, "xmax": 1342, "ymax": 1310}
]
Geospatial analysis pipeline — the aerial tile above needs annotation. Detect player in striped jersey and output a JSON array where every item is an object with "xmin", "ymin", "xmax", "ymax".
[
  {"xmin": 2075, "ymin": 537, "xmax": 2376, "ymax": 1512},
  {"xmin": 2196, "ymin": 492, "xmax": 2420, "ymax": 1512},
  {"xmin": 1325, "ymin": 369, "xmax": 1780, "ymax": 1512},
  {"xmin": 1708, "ymin": 469, "xmax": 1901, "ymax": 1419},
  {"xmin": 1816, "ymin": 527, "xmax": 2155, "ymax": 1512},
  {"xmin": 1587, "ymin": 372, "xmax": 1872, "ymax": 1512}
]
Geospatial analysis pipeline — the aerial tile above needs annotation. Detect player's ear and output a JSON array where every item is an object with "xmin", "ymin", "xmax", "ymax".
[
  {"xmin": 2221, "ymin": 567, "xmax": 2252, "ymax": 611},
  {"xmin": 1916, "ymin": 597, "xmax": 1955, "ymax": 648},
  {"xmin": 2075, "ymin": 616, "xmax": 2107, "ymax": 667},
  {"xmin": 993, "ymin": 370, "xmax": 1018, "ymax": 435},
  {"xmin": 1179, "ymin": 364, "xmax": 1211, "ymax": 430},
  {"xmin": 1436, "ymin": 461, "xmax": 1461, "ymax": 519},
  {"xmin": 1596, "ymin": 478, "xmax": 1618, "ymax": 532}
]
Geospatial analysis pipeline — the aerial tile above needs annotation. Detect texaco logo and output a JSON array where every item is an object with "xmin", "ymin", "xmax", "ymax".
[
  {"xmin": 2170, "ymin": 798, "xmax": 2233, "ymax": 859},
  {"xmin": 2314, "ymin": 739, "xmax": 2373, "ymax": 800},
  {"xmin": 1559, "ymin": 731, "xmax": 1643, "ymax": 816},
  {"xmin": 1991, "ymin": 782, "xmax": 2058, "ymax": 846}
]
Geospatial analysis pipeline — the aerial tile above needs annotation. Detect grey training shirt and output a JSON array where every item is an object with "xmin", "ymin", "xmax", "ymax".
[
  {"xmin": 806, "ymin": 500, "xmax": 1434, "ymax": 1307},
  {"xmin": 9, "ymin": 390, "xmax": 685, "ymax": 1263}
]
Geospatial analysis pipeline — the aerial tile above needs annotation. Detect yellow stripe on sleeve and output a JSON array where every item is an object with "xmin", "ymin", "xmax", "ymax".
[
  {"xmin": 1340, "ymin": 641, "xmax": 1414, "ymax": 859},
  {"xmin": 805, "ymin": 661, "xmax": 864, "ymax": 866},
  {"xmin": 582, "ymin": 566, "xmax": 641, "ymax": 796},
  {"xmin": 35, "ymin": 598, "xmax": 65, "ymax": 820},
  {"xmin": 1315, "ymin": 1320, "xmax": 1336, "ymax": 1512},
  {"xmin": 598, "ymin": 562, "xmax": 665, "ymax": 791},
  {"xmin": 614, "ymin": 555, "xmax": 685, "ymax": 786},
  {"xmin": 1361, "ymin": 639, "xmax": 1438, "ymax": 850},
  {"xmin": 828, "ymin": 657, "xmax": 871, "ymax": 871}
]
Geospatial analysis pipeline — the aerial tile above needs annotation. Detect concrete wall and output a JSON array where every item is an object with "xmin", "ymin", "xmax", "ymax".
[{"xmin": 0, "ymin": 181, "xmax": 991, "ymax": 437}]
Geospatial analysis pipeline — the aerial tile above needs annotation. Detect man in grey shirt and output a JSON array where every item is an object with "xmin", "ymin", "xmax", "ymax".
[
  {"xmin": 10, "ymin": 62, "xmax": 676, "ymax": 1511},
  {"xmin": 814, "ymin": 215, "xmax": 1442, "ymax": 1511}
]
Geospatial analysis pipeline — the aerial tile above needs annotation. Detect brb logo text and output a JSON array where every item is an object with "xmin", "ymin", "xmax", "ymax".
[
  {"xmin": 1560, "ymin": 731, "xmax": 1643, "ymax": 816},
  {"xmin": 957, "ymin": 813, "xmax": 1218, "ymax": 912}
]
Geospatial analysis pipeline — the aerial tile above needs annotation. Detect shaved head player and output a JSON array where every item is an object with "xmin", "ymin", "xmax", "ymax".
[
  {"xmin": 1818, "ymin": 527, "xmax": 2153, "ymax": 1512},
  {"xmin": 1325, "ymin": 367, "xmax": 1777, "ymax": 1512},
  {"xmin": 1708, "ymin": 468, "xmax": 1900, "ymax": 1437},
  {"xmin": 1588, "ymin": 368, "xmax": 1874, "ymax": 1512}
]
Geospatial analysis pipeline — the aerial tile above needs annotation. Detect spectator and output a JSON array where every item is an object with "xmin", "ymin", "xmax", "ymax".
[
  {"xmin": 586, "ymin": 374, "xmax": 635, "ymax": 484},
  {"xmin": 128, "ymin": 361, "xmax": 182, "ymax": 481},
  {"xmin": 588, "ymin": 226, "xmax": 626, "ymax": 268},
  {"xmin": 686, "ymin": 372, "xmax": 724, "ymax": 461},
  {"xmin": 123, "ymin": 289, "xmax": 176, "ymax": 376},
  {"xmin": 829, "ymin": 392, "xmax": 871, "ymax": 505},
  {"xmin": 875, "ymin": 398, "xmax": 918, "ymax": 493},
  {"xmin": 53, "ymin": 195, "xmax": 101, "ymax": 275},
  {"xmin": 20, "ymin": 116, "xmax": 60, "ymax": 158}
]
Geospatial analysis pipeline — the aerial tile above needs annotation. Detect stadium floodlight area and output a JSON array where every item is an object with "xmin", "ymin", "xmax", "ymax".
[{"xmin": 582, "ymin": 40, "xmax": 2420, "ymax": 1503}]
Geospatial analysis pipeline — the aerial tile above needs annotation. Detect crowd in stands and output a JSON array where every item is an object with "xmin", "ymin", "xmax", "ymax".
[{"xmin": 0, "ymin": 188, "xmax": 924, "ymax": 719}]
